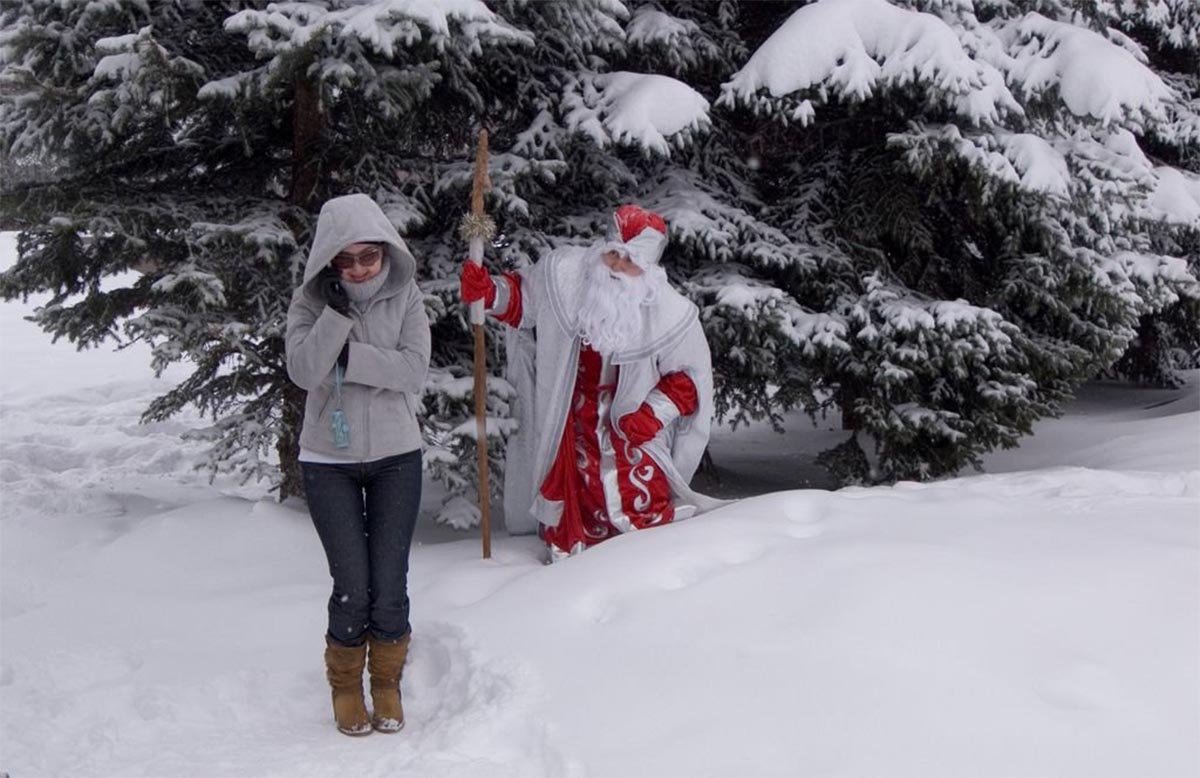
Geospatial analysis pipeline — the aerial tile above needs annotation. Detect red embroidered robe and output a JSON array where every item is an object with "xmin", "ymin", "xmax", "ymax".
[{"xmin": 495, "ymin": 275, "xmax": 700, "ymax": 555}]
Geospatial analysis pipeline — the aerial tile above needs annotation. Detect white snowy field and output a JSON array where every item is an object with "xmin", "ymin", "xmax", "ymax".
[{"xmin": 2, "ymin": 230, "xmax": 1198, "ymax": 778}]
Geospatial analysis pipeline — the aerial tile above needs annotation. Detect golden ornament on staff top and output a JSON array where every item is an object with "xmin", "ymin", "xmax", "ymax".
[{"xmin": 458, "ymin": 212, "xmax": 497, "ymax": 243}]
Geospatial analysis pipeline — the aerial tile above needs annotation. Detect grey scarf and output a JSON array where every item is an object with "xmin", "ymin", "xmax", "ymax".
[{"xmin": 343, "ymin": 258, "xmax": 390, "ymax": 311}]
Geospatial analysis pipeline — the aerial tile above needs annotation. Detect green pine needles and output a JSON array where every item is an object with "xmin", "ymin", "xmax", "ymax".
[{"xmin": 2, "ymin": 0, "xmax": 1197, "ymax": 518}]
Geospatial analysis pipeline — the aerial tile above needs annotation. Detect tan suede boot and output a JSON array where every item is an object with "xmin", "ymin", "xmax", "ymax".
[
  {"xmin": 367, "ymin": 633, "xmax": 411, "ymax": 733},
  {"xmin": 324, "ymin": 637, "xmax": 371, "ymax": 736}
]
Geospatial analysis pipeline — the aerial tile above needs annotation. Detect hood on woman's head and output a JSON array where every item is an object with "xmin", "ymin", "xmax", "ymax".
[{"xmin": 303, "ymin": 193, "xmax": 417, "ymax": 288}]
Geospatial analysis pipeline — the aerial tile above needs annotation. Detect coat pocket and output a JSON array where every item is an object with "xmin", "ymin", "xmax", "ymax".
[{"xmin": 316, "ymin": 391, "xmax": 333, "ymax": 423}]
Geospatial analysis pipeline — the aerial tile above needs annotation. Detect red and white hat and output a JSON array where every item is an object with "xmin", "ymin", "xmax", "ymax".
[{"xmin": 612, "ymin": 204, "xmax": 668, "ymax": 268}]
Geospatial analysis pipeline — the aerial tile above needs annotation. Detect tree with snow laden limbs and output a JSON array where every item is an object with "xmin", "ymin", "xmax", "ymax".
[{"xmin": 1, "ymin": 0, "xmax": 1196, "ymax": 514}]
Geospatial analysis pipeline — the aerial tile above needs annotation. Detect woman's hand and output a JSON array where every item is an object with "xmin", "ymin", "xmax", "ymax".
[{"xmin": 319, "ymin": 267, "xmax": 351, "ymax": 316}]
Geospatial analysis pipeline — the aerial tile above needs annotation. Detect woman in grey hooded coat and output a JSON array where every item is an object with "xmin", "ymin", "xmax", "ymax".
[{"xmin": 285, "ymin": 193, "xmax": 430, "ymax": 736}]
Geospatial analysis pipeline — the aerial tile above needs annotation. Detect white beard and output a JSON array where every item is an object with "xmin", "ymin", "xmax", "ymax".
[{"xmin": 576, "ymin": 246, "xmax": 667, "ymax": 356}]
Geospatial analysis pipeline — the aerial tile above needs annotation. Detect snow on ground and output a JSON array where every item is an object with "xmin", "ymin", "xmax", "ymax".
[{"xmin": 2, "ymin": 232, "xmax": 1198, "ymax": 777}]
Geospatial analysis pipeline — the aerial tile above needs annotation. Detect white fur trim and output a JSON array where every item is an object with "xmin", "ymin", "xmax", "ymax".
[
  {"xmin": 488, "ymin": 274, "xmax": 513, "ymax": 317},
  {"xmin": 644, "ymin": 388, "xmax": 680, "ymax": 428},
  {"xmin": 531, "ymin": 492, "xmax": 565, "ymax": 528},
  {"xmin": 623, "ymin": 228, "xmax": 667, "ymax": 268}
]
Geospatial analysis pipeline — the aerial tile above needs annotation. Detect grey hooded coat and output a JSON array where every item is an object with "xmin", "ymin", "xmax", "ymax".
[{"xmin": 286, "ymin": 194, "xmax": 430, "ymax": 460}]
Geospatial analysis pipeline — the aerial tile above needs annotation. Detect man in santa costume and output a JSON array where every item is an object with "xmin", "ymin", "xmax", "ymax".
[{"xmin": 460, "ymin": 204, "xmax": 719, "ymax": 560}]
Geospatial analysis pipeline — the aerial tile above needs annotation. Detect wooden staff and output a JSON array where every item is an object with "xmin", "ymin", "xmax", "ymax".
[{"xmin": 459, "ymin": 129, "xmax": 495, "ymax": 559}]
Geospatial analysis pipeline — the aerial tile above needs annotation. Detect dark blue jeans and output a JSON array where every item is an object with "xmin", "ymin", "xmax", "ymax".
[{"xmin": 301, "ymin": 450, "xmax": 422, "ymax": 646}]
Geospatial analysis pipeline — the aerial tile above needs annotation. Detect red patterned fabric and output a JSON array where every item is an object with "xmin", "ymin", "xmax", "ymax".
[
  {"xmin": 492, "ymin": 267, "xmax": 694, "ymax": 556},
  {"xmin": 538, "ymin": 346, "xmax": 675, "ymax": 555},
  {"xmin": 613, "ymin": 204, "xmax": 667, "ymax": 242}
]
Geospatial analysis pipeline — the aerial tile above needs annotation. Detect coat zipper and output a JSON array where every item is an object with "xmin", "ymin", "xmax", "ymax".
[{"xmin": 360, "ymin": 312, "xmax": 371, "ymax": 455}]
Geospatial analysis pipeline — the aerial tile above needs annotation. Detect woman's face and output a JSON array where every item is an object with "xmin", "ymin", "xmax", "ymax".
[{"xmin": 331, "ymin": 242, "xmax": 385, "ymax": 283}]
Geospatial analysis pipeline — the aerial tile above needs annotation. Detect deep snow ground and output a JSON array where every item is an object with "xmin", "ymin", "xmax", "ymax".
[{"xmin": 2, "ymin": 232, "xmax": 1198, "ymax": 777}]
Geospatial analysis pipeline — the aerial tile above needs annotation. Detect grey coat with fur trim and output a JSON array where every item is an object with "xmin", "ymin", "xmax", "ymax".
[{"xmin": 286, "ymin": 194, "xmax": 430, "ymax": 460}]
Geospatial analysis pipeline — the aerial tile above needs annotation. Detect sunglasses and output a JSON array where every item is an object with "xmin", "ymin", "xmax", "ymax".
[{"xmin": 332, "ymin": 244, "xmax": 384, "ymax": 270}]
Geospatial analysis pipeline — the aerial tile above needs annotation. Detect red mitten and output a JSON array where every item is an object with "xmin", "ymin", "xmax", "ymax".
[
  {"xmin": 618, "ymin": 403, "xmax": 663, "ymax": 446},
  {"xmin": 460, "ymin": 261, "xmax": 496, "ymax": 307}
]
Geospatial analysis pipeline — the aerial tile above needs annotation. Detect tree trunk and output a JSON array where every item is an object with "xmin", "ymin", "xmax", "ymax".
[
  {"xmin": 290, "ymin": 63, "xmax": 323, "ymax": 209},
  {"xmin": 1121, "ymin": 313, "xmax": 1162, "ymax": 385},
  {"xmin": 839, "ymin": 381, "xmax": 862, "ymax": 431},
  {"xmin": 278, "ymin": 383, "xmax": 307, "ymax": 500},
  {"xmin": 277, "ymin": 62, "xmax": 323, "ymax": 500}
]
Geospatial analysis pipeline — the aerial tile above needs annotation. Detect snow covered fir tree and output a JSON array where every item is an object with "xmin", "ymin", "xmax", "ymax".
[{"xmin": 1, "ymin": 0, "xmax": 1197, "ymax": 521}]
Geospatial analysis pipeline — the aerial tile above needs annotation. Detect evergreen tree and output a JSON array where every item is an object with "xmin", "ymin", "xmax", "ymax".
[
  {"xmin": 715, "ymin": 0, "xmax": 1200, "ymax": 481},
  {"xmin": 1104, "ymin": 0, "xmax": 1200, "ymax": 386},
  {"xmin": 3, "ymin": 0, "xmax": 1197, "ymax": 515},
  {"xmin": 0, "ymin": 0, "xmax": 527, "ymax": 506}
]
